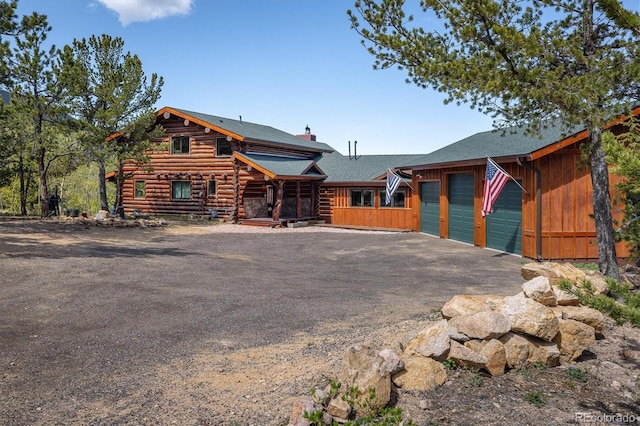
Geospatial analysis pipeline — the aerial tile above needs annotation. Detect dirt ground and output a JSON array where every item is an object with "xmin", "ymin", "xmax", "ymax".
[{"xmin": 0, "ymin": 218, "xmax": 638, "ymax": 425}]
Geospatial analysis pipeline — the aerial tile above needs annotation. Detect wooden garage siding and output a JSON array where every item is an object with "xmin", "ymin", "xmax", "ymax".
[
  {"xmin": 320, "ymin": 186, "xmax": 414, "ymax": 229},
  {"xmin": 411, "ymin": 145, "xmax": 630, "ymax": 261}
]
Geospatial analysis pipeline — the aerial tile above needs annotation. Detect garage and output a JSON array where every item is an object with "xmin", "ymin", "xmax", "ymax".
[
  {"xmin": 420, "ymin": 181, "xmax": 440, "ymax": 235},
  {"xmin": 485, "ymin": 180, "xmax": 522, "ymax": 255},
  {"xmin": 448, "ymin": 174, "xmax": 474, "ymax": 244}
]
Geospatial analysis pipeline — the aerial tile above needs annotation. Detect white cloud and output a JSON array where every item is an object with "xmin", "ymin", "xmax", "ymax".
[{"xmin": 97, "ymin": 0, "xmax": 194, "ymax": 26}]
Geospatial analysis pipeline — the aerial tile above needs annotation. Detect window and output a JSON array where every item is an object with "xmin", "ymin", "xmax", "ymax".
[
  {"xmin": 171, "ymin": 136, "xmax": 190, "ymax": 155},
  {"xmin": 380, "ymin": 189, "xmax": 406, "ymax": 208},
  {"xmin": 216, "ymin": 137, "xmax": 233, "ymax": 156},
  {"xmin": 350, "ymin": 189, "xmax": 374, "ymax": 207},
  {"xmin": 134, "ymin": 180, "xmax": 145, "ymax": 199},
  {"xmin": 207, "ymin": 179, "xmax": 216, "ymax": 197},
  {"xmin": 171, "ymin": 181, "xmax": 191, "ymax": 200}
]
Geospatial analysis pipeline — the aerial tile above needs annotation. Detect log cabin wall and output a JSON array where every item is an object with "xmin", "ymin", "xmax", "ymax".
[
  {"xmin": 121, "ymin": 116, "xmax": 237, "ymax": 219},
  {"xmin": 410, "ymin": 147, "xmax": 630, "ymax": 262},
  {"xmin": 320, "ymin": 185, "xmax": 414, "ymax": 229},
  {"xmin": 121, "ymin": 114, "xmax": 326, "ymax": 220}
]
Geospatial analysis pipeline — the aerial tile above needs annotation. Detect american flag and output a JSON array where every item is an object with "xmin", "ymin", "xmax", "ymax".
[
  {"xmin": 386, "ymin": 169, "xmax": 402, "ymax": 205},
  {"xmin": 482, "ymin": 159, "xmax": 510, "ymax": 217}
]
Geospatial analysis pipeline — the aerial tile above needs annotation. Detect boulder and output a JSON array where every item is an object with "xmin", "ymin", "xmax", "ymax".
[
  {"xmin": 525, "ymin": 336, "xmax": 561, "ymax": 367},
  {"xmin": 481, "ymin": 339, "xmax": 507, "ymax": 377},
  {"xmin": 327, "ymin": 398, "xmax": 351, "ymax": 421},
  {"xmin": 448, "ymin": 311, "xmax": 511, "ymax": 340},
  {"xmin": 553, "ymin": 286, "xmax": 580, "ymax": 306},
  {"xmin": 404, "ymin": 320, "xmax": 451, "ymax": 360},
  {"xmin": 288, "ymin": 396, "xmax": 319, "ymax": 426},
  {"xmin": 495, "ymin": 295, "xmax": 560, "ymax": 341},
  {"xmin": 392, "ymin": 356, "xmax": 447, "ymax": 391},
  {"xmin": 448, "ymin": 340, "xmax": 486, "ymax": 371},
  {"xmin": 441, "ymin": 294, "xmax": 502, "ymax": 319},
  {"xmin": 378, "ymin": 348, "xmax": 404, "ymax": 375},
  {"xmin": 521, "ymin": 261, "xmax": 586, "ymax": 285},
  {"xmin": 522, "ymin": 276, "xmax": 557, "ymax": 306},
  {"xmin": 583, "ymin": 270, "xmax": 611, "ymax": 295},
  {"xmin": 553, "ymin": 305, "xmax": 605, "ymax": 333},
  {"xmin": 340, "ymin": 345, "xmax": 391, "ymax": 415},
  {"xmin": 499, "ymin": 332, "xmax": 530, "ymax": 369},
  {"xmin": 553, "ymin": 319, "xmax": 596, "ymax": 361}
]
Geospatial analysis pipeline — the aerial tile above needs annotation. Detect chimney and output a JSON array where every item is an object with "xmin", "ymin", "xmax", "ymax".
[{"xmin": 296, "ymin": 124, "xmax": 316, "ymax": 142}]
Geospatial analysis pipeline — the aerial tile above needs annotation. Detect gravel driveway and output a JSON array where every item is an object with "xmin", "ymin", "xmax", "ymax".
[{"xmin": 0, "ymin": 220, "xmax": 524, "ymax": 424}]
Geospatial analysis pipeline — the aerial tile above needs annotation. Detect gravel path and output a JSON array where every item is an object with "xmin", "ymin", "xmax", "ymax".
[{"xmin": 0, "ymin": 219, "xmax": 531, "ymax": 425}]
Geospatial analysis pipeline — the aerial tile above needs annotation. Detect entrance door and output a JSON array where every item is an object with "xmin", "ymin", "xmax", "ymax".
[
  {"xmin": 420, "ymin": 181, "xmax": 440, "ymax": 235},
  {"xmin": 448, "ymin": 174, "xmax": 474, "ymax": 244}
]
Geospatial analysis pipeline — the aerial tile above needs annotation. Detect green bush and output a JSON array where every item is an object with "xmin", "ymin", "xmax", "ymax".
[{"xmin": 557, "ymin": 279, "xmax": 640, "ymax": 327}]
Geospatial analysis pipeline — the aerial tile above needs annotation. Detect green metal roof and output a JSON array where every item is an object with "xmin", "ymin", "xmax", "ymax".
[
  {"xmin": 171, "ymin": 107, "xmax": 334, "ymax": 153},
  {"xmin": 317, "ymin": 152, "xmax": 428, "ymax": 183},
  {"xmin": 404, "ymin": 120, "xmax": 583, "ymax": 168}
]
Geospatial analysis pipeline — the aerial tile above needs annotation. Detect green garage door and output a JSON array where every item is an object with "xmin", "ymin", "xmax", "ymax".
[
  {"xmin": 448, "ymin": 174, "xmax": 475, "ymax": 244},
  {"xmin": 420, "ymin": 181, "xmax": 440, "ymax": 235},
  {"xmin": 486, "ymin": 180, "xmax": 522, "ymax": 254}
]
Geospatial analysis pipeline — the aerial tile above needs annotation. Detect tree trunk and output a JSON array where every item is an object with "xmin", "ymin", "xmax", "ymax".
[
  {"xmin": 18, "ymin": 154, "xmax": 28, "ymax": 216},
  {"xmin": 98, "ymin": 159, "xmax": 109, "ymax": 211},
  {"xmin": 38, "ymin": 145, "xmax": 48, "ymax": 218},
  {"xmin": 588, "ymin": 126, "xmax": 621, "ymax": 281},
  {"xmin": 114, "ymin": 160, "xmax": 124, "ymax": 215}
]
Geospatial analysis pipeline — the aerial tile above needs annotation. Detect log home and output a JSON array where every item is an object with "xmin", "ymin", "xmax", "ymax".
[{"xmin": 119, "ymin": 107, "xmax": 416, "ymax": 227}]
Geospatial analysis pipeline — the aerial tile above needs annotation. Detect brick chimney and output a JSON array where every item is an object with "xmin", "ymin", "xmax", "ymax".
[{"xmin": 296, "ymin": 125, "xmax": 316, "ymax": 142}]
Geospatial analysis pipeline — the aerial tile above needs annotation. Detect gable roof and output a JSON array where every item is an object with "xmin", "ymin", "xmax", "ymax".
[
  {"xmin": 405, "ymin": 107, "xmax": 640, "ymax": 169},
  {"xmin": 233, "ymin": 152, "xmax": 326, "ymax": 180},
  {"xmin": 317, "ymin": 152, "xmax": 427, "ymax": 183},
  {"xmin": 160, "ymin": 107, "xmax": 334, "ymax": 153},
  {"xmin": 404, "ymin": 120, "xmax": 584, "ymax": 169}
]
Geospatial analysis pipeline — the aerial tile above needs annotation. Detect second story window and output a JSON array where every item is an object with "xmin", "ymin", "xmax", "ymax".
[
  {"xmin": 216, "ymin": 137, "xmax": 233, "ymax": 156},
  {"xmin": 171, "ymin": 136, "xmax": 190, "ymax": 155}
]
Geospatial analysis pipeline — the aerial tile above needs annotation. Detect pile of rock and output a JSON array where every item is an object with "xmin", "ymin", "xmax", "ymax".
[
  {"xmin": 63, "ymin": 213, "xmax": 167, "ymax": 228},
  {"xmin": 288, "ymin": 261, "xmax": 610, "ymax": 425}
]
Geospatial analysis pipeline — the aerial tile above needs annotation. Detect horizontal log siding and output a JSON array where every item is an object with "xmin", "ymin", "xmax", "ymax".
[
  {"xmin": 321, "ymin": 186, "xmax": 414, "ymax": 229},
  {"xmin": 121, "ymin": 117, "xmax": 237, "ymax": 218},
  {"xmin": 410, "ymin": 147, "xmax": 629, "ymax": 262},
  {"xmin": 319, "ymin": 187, "xmax": 335, "ymax": 223}
]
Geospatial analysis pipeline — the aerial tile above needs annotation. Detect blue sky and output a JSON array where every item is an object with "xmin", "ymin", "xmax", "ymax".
[{"xmin": 13, "ymin": 0, "xmax": 632, "ymax": 156}]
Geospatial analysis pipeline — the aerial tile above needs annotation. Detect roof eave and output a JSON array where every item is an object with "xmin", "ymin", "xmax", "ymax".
[{"xmin": 159, "ymin": 106, "xmax": 245, "ymax": 141}]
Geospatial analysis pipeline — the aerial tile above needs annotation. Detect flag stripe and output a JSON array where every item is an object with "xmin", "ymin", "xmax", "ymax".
[
  {"xmin": 482, "ymin": 159, "xmax": 510, "ymax": 217},
  {"xmin": 386, "ymin": 169, "xmax": 402, "ymax": 205}
]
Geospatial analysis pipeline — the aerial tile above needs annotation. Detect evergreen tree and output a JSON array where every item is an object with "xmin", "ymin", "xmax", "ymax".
[
  {"xmin": 349, "ymin": 0, "xmax": 640, "ymax": 280},
  {"xmin": 60, "ymin": 35, "xmax": 164, "ymax": 212},
  {"xmin": 7, "ymin": 11, "xmax": 76, "ymax": 217}
]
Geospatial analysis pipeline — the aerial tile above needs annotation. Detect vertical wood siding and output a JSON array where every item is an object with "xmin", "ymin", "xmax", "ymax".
[
  {"xmin": 410, "ymin": 148, "xmax": 629, "ymax": 262},
  {"xmin": 319, "ymin": 186, "xmax": 414, "ymax": 229}
]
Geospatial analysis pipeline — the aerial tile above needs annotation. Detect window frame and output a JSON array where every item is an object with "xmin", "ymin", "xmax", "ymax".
[
  {"xmin": 207, "ymin": 179, "xmax": 217, "ymax": 197},
  {"xmin": 215, "ymin": 137, "xmax": 233, "ymax": 157},
  {"xmin": 134, "ymin": 180, "xmax": 146, "ymax": 199},
  {"xmin": 171, "ymin": 136, "xmax": 190, "ymax": 155},
  {"xmin": 380, "ymin": 188, "xmax": 406, "ymax": 208},
  {"xmin": 171, "ymin": 180, "xmax": 191, "ymax": 200},
  {"xmin": 350, "ymin": 189, "xmax": 375, "ymax": 207}
]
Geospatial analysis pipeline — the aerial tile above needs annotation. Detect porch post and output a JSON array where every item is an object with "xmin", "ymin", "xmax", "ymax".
[
  {"xmin": 273, "ymin": 180, "xmax": 284, "ymax": 222},
  {"xmin": 296, "ymin": 181, "xmax": 302, "ymax": 218}
]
